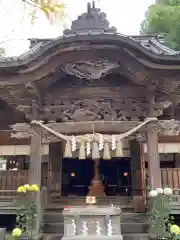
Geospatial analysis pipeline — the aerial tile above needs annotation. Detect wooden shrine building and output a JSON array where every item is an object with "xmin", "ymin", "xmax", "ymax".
[{"xmin": 1, "ymin": 2, "xmax": 180, "ymax": 212}]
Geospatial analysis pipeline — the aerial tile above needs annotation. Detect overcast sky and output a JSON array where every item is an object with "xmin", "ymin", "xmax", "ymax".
[{"xmin": 0, "ymin": 0, "xmax": 154, "ymax": 56}]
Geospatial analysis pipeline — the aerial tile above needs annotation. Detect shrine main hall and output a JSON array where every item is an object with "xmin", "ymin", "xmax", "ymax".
[{"xmin": 0, "ymin": 2, "xmax": 180, "ymax": 213}]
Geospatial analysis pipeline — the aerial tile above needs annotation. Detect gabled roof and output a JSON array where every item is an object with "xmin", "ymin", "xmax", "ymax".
[
  {"xmin": 0, "ymin": 2, "xmax": 180, "ymax": 123},
  {"xmin": 0, "ymin": 0, "xmax": 179, "ymax": 71},
  {"xmin": 28, "ymin": 35, "xmax": 179, "ymax": 56},
  {"xmin": 0, "ymin": 1, "xmax": 179, "ymax": 92},
  {"xmin": 26, "ymin": 3, "xmax": 179, "ymax": 58}
]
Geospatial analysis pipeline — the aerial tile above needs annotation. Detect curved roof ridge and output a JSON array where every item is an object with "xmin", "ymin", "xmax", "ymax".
[
  {"xmin": 0, "ymin": 34, "xmax": 180, "ymax": 69},
  {"xmin": 150, "ymin": 39, "xmax": 179, "ymax": 55},
  {"xmin": 0, "ymin": 3, "xmax": 179, "ymax": 68},
  {"xmin": 0, "ymin": 42, "xmax": 47, "ymax": 63}
]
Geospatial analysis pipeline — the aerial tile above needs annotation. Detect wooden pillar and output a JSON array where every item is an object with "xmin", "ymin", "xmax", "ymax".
[
  {"xmin": 147, "ymin": 129, "xmax": 162, "ymax": 189},
  {"xmin": 28, "ymin": 126, "xmax": 42, "ymax": 236},
  {"xmin": 49, "ymin": 142, "xmax": 63, "ymax": 195},
  {"xmin": 28, "ymin": 126, "xmax": 42, "ymax": 187},
  {"xmin": 130, "ymin": 139, "xmax": 145, "ymax": 212}
]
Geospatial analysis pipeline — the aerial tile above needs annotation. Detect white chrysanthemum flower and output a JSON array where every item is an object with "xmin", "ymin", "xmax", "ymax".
[
  {"xmin": 164, "ymin": 188, "xmax": 173, "ymax": 195},
  {"xmin": 149, "ymin": 190, "xmax": 158, "ymax": 197},
  {"xmin": 156, "ymin": 188, "xmax": 163, "ymax": 194}
]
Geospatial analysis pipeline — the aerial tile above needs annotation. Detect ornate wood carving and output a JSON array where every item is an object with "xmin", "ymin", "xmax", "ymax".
[
  {"xmin": 145, "ymin": 119, "xmax": 180, "ymax": 136},
  {"xmin": 135, "ymin": 132, "xmax": 146, "ymax": 143},
  {"xmin": 24, "ymin": 82, "xmax": 42, "ymax": 105},
  {"xmin": 16, "ymin": 96, "xmax": 170, "ymax": 122},
  {"xmin": 62, "ymin": 60, "xmax": 119, "ymax": 79},
  {"xmin": 158, "ymin": 119, "xmax": 180, "ymax": 135},
  {"xmin": 11, "ymin": 123, "xmax": 34, "ymax": 139}
]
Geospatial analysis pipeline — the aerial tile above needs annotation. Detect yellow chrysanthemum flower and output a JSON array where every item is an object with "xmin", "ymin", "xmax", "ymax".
[
  {"xmin": 30, "ymin": 184, "xmax": 39, "ymax": 192},
  {"xmin": 17, "ymin": 185, "xmax": 26, "ymax": 193},
  {"xmin": 12, "ymin": 227, "xmax": 22, "ymax": 237},
  {"xmin": 170, "ymin": 224, "xmax": 180, "ymax": 235},
  {"xmin": 41, "ymin": 1, "xmax": 65, "ymax": 21},
  {"xmin": 24, "ymin": 184, "xmax": 31, "ymax": 191}
]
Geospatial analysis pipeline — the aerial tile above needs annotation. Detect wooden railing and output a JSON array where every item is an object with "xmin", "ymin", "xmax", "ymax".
[
  {"xmin": 0, "ymin": 170, "xmax": 28, "ymax": 196},
  {"xmin": 0, "ymin": 169, "xmax": 180, "ymax": 197},
  {"xmin": 161, "ymin": 168, "xmax": 180, "ymax": 189}
]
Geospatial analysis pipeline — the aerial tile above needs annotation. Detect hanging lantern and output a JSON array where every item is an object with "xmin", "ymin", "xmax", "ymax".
[
  {"xmin": 111, "ymin": 135, "xmax": 116, "ymax": 150},
  {"xmin": 86, "ymin": 141, "xmax": 91, "ymax": 156},
  {"xmin": 79, "ymin": 142, "xmax": 86, "ymax": 160},
  {"xmin": 116, "ymin": 140, "xmax": 123, "ymax": 157},
  {"xmin": 92, "ymin": 141, "xmax": 100, "ymax": 159},
  {"xmin": 64, "ymin": 141, "xmax": 72, "ymax": 158},
  {"xmin": 71, "ymin": 136, "xmax": 76, "ymax": 152},
  {"xmin": 99, "ymin": 134, "xmax": 104, "ymax": 150},
  {"xmin": 103, "ymin": 142, "xmax": 111, "ymax": 160}
]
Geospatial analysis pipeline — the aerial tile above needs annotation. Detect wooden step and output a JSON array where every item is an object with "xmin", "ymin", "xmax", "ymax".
[{"xmin": 50, "ymin": 196, "xmax": 133, "ymax": 206}]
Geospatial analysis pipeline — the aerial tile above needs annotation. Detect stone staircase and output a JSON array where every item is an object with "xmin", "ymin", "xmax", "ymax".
[{"xmin": 42, "ymin": 196, "xmax": 150, "ymax": 240}]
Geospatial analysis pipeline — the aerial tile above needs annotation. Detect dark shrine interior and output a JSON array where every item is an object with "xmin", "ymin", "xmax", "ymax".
[{"xmin": 62, "ymin": 158, "xmax": 132, "ymax": 196}]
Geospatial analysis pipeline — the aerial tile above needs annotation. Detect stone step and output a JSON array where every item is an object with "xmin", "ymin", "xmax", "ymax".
[
  {"xmin": 43, "ymin": 223, "xmax": 64, "ymax": 234},
  {"xmin": 45, "ymin": 204, "xmax": 134, "ymax": 213},
  {"xmin": 43, "ymin": 222, "xmax": 149, "ymax": 234},
  {"xmin": 121, "ymin": 213, "xmax": 149, "ymax": 222},
  {"xmin": 43, "ymin": 233, "xmax": 150, "ymax": 240},
  {"xmin": 171, "ymin": 202, "xmax": 180, "ymax": 207},
  {"xmin": 43, "ymin": 212, "xmax": 149, "ymax": 224},
  {"xmin": 123, "ymin": 233, "xmax": 150, "ymax": 240},
  {"xmin": 171, "ymin": 202, "xmax": 180, "ymax": 214},
  {"xmin": 43, "ymin": 213, "xmax": 63, "ymax": 223},
  {"xmin": 122, "ymin": 222, "xmax": 150, "ymax": 234}
]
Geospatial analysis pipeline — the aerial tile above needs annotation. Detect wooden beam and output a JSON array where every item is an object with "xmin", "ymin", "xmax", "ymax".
[
  {"xmin": 11, "ymin": 121, "xmax": 144, "ymax": 138},
  {"xmin": 159, "ymin": 135, "xmax": 180, "ymax": 143}
]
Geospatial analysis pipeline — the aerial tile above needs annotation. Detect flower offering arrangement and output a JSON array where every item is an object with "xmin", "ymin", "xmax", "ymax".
[
  {"xmin": 11, "ymin": 184, "xmax": 39, "ymax": 240},
  {"xmin": 149, "ymin": 187, "xmax": 180, "ymax": 239}
]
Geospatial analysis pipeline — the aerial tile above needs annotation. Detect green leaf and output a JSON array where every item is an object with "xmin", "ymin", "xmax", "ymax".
[{"xmin": 140, "ymin": 0, "xmax": 180, "ymax": 50}]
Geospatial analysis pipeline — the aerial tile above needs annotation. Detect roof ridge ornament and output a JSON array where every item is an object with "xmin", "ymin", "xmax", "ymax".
[
  {"xmin": 87, "ymin": 1, "xmax": 96, "ymax": 13},
  {"xmin": 63, "ymin": 1, "xmax": 117, "ymax": 36}
]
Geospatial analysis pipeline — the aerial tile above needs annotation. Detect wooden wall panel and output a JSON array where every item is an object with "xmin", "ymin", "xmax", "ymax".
[{"xmin": 0, "ymin": 170, "xmax": 28, "ymax": 196}]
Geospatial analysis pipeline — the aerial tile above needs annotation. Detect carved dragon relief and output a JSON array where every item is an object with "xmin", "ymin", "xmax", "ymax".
[
  {"xmin": 16, "ymin": 98, "xmax": 171, "ymax": 122},
  {"xmin": 43, "ymin": 99, "xmax": 118, "ymax": 121},
  {"xmin": 62, "ymin": 60, "xmax": 119, "ymax": 79}
]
